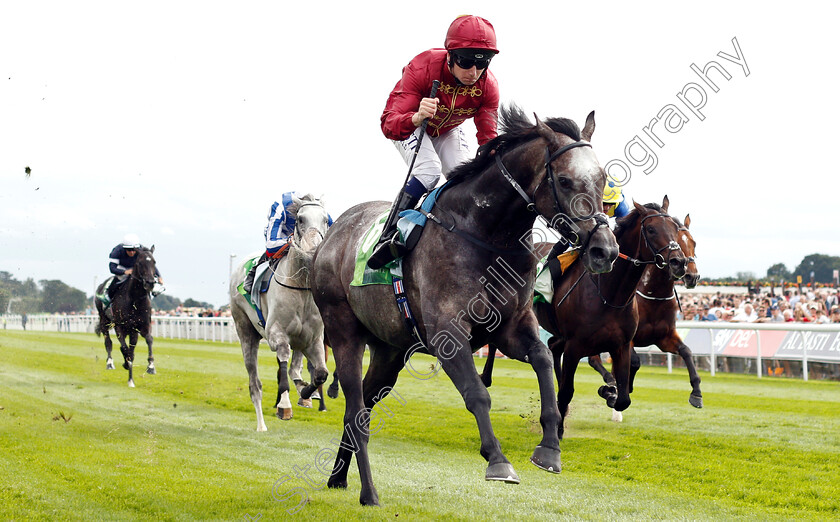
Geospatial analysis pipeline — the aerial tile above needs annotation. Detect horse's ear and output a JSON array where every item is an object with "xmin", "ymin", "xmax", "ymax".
[
  {"xmin": 534, "ymin": 113, "xmax": 561, "ymax": 150},
  {"xmin": 633, "ymin": 199, "xmax": 645, "ymax": 213},
  {"xmin": 150, "ymin": 245, "xmax": 155, "ymax": 254},
  {"xmin": 661, "ymin": 194, "xmax": 669, "ymax": 213},
  {"xmin": 684, "ymin": 214, "xmax": 691, "ymax": 229},
  {"xmin": 581, "ymin": 111, "xmax": 596, "ymax": 142}
]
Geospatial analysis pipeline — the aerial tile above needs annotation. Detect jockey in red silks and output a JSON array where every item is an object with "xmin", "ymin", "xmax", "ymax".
[{"xmin": 368, "ymin": 15, "xmax": 501, "ymax": 269}]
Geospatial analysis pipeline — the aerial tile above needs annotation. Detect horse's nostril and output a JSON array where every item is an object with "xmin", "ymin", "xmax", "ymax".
[{"xmin": 589, "ymin": 247, "xmax": 606, "ymax": 261}]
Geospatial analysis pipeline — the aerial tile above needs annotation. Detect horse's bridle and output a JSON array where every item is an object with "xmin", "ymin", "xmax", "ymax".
[
  {"xmin": 495, "ymin": 140, "xmax": 609, "ymax": 250},
  {"xmin": 630, "ymin": 213, "xmax": 682, "ymax": 270},
  {"xmin": 272, "ymin": 202, "xmax": 326, "ymax": 291}
]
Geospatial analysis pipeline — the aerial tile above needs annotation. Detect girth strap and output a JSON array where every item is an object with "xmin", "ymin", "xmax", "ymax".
[{"xmin": 392, "ymin": 276, "xmax": 426, "ymax": 348}]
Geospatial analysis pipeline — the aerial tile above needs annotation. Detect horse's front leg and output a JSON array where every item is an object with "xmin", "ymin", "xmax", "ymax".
[
  {"xmin": 266, "ymin": 324, "xmax": 293, "ymax": 419},
  {"xmin": 141, "ymin": 324, "xmax": 155, "ymax": 375},
  {"xmin": 103, "ymin": 328, "xmax": 115, "ymax": 370},
  {"xmin": 590, "ymin": 354, "xmax": 618, "ymax": 408},
  {"xmin": 289, "ymin": 350, "xmax": 311, "ymax": 408},
  {"xmin": 432, "ymin": 326, "xmax": 519, "ymax": 484},
  {"xmin": 554, "ymin": 338, "xmax": 577, "ymax": 440},
  {"xmin": 494, "ymin": 320, "xmax": 562, "ymax": 473},
  {"xmin": 670, "ymin": 337, "xmax": 703, "ymax": 408},
  {"xmin": 116, "ymin": 328, "xmax": 134, "ymax": 387},
  {"xmin": 610, "ymin": 342, "xmax": 634, "ymax": 412}
]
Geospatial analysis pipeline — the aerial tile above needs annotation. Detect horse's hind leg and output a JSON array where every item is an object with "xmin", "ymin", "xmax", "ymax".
[
  {"xmin": 327, "ymin": 371, "xmax": 340, "ymax": 399},
  {"xmin": 233, "ymin": 315, "xmax": 267, "ymax": 431},
  {"xmin": 610, "ymin": 343, "xmax": 633, "ymax": 412},
  {"xmin": 116, "ymin": 328, "xmax": 134, "ymax": 387}
]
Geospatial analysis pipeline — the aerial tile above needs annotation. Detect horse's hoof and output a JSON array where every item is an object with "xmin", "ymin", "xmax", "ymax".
[
  {"xmin": 327, "ymin": 384, "xmax": 339, "ymax": 399},
  {"xmin": 122, "ymin": 362, "xmax": 130, "ymax": 370},
  {"xmin": 359, "ymin": 492, "xmax": 380, "ymax": 507},
  {"xmin": 106, "ymin": 361, "xmax": 115, "ymax": 370},
  {"xmin": 530, "ymin": 445, "xmax": 562, "ymax": 473},
  {"xmin": 128, "ymin": 380, "xmax": 135, "ymax": 388},
  {"xmin": 598, "ymin": 385, "xmax": 618, "ymax": 408},
  {"xmin": 327, "ymin": 478, "xmax": 347, "ymax": 489},
  {"xmin": 485, "ymin": 462, "xmax": 520, "ymax": 483},
  {"xmin": 276, "ymin": 408, "xmax": 293, "ymax": 420},
  {"xmin": 612, "ymin": 409, "xmax": 623, "ymax": 422},
  {"xmin": 310, "ymin": 390, "xmax": 321, "ymax": 400},
  {"xmin": 297, "ymin": 398, "xmax": 313, "ymax": 408},
  {"xmin": 146, "ymin": 366, "xmax": 156, "ymax": 375},
  {"xmin": 689, "ymin": 394, "xmax": 703, "ymax": 409},
  {"xmin": 318, "ymin": 404, "xmax": 327, "ymax": 412},
  {"xmin": 480, "ymin": 373, "xmax": 492, "ymax": 388}
]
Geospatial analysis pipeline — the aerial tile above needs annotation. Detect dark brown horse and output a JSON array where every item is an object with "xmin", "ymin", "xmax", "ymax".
[
  {"xmin": 311, "ymin": 105, "xmax": 619, "ymax": 506},
  {"xmin": 94, "ymin": 247, "xmax": 158, "ymax": 387},
  {"xmin": 588, "ymin": 213, "xmax": 702, "ymax": 412},
  {"xmin": 482, "ymin": 198, "xmax": 686, "ymax": 438}
]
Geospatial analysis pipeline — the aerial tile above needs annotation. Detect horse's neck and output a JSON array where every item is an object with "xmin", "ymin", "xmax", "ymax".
[
  {"xmin": 597, "ymin": 229, "xmax": 649, "ymax": 304},
  {"xmin": 639, "ymin": 263, "xmax": 674, "ymax": 295},
  {"xmin": 440, "ymin": 168, "xmax": 538, "ymax": 250},
  {"xmin": 278, "ymin": 242, "xmax": 311, "ymax": 284}
]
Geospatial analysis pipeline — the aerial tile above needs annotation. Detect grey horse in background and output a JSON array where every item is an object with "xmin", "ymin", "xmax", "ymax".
[{"xmin": 230, "ymin": 194, "xmax": 331, "ymax": 431}]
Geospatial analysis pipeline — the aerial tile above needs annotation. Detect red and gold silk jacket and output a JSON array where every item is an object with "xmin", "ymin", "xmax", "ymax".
[{"xmin": 381, "ymin": 49, "xmax": 499, "ymax": 146}]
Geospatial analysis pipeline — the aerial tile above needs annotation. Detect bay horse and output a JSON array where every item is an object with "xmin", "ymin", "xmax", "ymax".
[
  {"xmin": 94, "ymin": 246, "xmax": 158, "ymax": 387},
  {"xmin": 588, "ymin": 213, "xmax": 702, "ymax": 416},
  {"xmin": 311, "ymin": 105, "xmax": 619, "ymax": 506},
  {"xmin": 541, "ymin": 198, "xmax": 686, "ymax": 438},
  {"xmin": 230, "ymin": 194, "xmax": 331, "ymax": 431}
]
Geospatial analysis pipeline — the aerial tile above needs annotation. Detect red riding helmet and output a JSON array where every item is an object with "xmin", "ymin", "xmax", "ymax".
[{"xmin": 444, "ymin": 15, "xmax": 499, "ymax": 54}]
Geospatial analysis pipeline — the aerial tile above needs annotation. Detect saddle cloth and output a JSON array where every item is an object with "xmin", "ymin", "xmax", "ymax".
[{"xmin": 351, "ymin": 187, "xmax": 445, "ymax": 287}]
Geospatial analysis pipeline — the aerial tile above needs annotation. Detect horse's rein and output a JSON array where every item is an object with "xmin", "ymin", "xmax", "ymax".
[
  {"xmin": 271, "ymin": 202, "xmax": 326, "ymax": 291},
  {"xmin": 494, "ymin": 140, "xmax": 609, "ymax": 250}
]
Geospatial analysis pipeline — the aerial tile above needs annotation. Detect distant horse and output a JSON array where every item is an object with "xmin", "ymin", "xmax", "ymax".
[
  {"xmin": 588, "ymin": 213, "xmax": 702, "ymax": 416},
  {"xmin": 312, "ymin": 105, "xmax": 619, "ymax": 506},
  {"xmin": 230, "ymin": 194, "xmax": 331, "ymax": 432},
  {"xmin": 94, "ymin": 246, "xmax": 158, "ymax": 387}
]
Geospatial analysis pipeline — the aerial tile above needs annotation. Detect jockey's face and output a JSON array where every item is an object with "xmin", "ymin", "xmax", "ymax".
[
  {"xmin": 126, "ymin": 248, "xmax": 137, "ymax": 257},
  {"xmin": 449, "ymin": 53, "xmax": 485, "ymax": 86},
  {"xmin": 603, "ymin": 202, "xmax": 616, "ymax": 217}
]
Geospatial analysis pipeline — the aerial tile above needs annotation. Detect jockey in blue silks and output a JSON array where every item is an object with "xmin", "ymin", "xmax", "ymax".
[{"xmin": 244, "ymin": 192, "xmax": 333, "ymax": 293}]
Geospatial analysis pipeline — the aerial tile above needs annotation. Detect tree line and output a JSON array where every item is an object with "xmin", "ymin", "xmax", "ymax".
[{"xmin": 0, "ymin": 271, "xmax": 212, "ymax": 314}]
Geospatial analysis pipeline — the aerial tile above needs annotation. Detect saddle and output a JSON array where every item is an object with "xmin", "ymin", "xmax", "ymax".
[{"xmin": 237, "ymin": 255, "xmax": 283, "ymax": 327}]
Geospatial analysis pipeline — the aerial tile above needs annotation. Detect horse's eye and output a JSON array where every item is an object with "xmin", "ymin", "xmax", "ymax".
[
  {"xmin": 557, "ymin": 176, "xmax": 571, "ymax": 189},
  {"xmin": 646, "ymin": 225, "xmax": 657, "ymax": 235}
]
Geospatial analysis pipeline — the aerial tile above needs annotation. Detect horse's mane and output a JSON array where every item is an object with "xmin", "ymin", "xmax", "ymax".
[
  {"xmin": 447, "ymin": 104, "xmax": 582, "ymax": 184},
  {"xmin": 614, "ymin": 202, "xmax": 663, "ymax": 239},
  {"xmin": 286, "ymin": 193, "xmax": 321, "ymax": 218}
]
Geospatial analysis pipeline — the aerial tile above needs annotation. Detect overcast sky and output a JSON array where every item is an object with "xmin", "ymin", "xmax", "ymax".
[{"xmin": 2, "ymin": 1, "xmax": 837, "ymax": 307}]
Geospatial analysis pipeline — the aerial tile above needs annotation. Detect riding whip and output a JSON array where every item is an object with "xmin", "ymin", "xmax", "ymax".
[{"xmin": 399, "ymin": 80, "xmax": 441, "ymax": 189}]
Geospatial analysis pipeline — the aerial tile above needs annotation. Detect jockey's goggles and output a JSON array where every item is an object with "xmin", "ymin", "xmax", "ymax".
[{"xmin": 451, "ymin": 51, "xmax": 493, "ymax": 70}]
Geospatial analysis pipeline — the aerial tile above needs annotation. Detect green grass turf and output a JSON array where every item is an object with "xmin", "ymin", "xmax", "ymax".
[{"xmin": 1, "ymin": 330, "xmax": 838, "ymax": 520}]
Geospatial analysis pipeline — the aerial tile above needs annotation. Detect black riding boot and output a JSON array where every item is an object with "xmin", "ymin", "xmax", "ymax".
[
  {"xmin": 243, "ymin": 252, "xmax": 268, "ymax": 294},
  {"xmin": 367, "ymin": 191, "xmax": 420, "ymax": 270}
]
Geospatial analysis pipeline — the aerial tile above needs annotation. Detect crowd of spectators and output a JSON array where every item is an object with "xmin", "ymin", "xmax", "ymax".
[
  {"xmin": 153, "ymin": 306, "xmax": 231, "ymax": 318},
  {"xmin": 677, "ymin": 287, "xmax": 840, "ymax": 324}
]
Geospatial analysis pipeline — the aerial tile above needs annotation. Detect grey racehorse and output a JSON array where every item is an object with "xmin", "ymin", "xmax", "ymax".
[
  {"xmin": 312, "ymin": 105, "xmax": 619, "ymax": 506},
  {"xmin": 230, "ymin": 194, "xmax": 331, "ymax": 431}
]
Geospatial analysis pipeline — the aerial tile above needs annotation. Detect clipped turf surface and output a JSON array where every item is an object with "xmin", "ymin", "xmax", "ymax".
[{"xmin": 1, "ymin": 330, "xmax": 838, "ymax": 520}]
